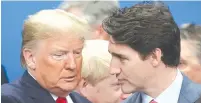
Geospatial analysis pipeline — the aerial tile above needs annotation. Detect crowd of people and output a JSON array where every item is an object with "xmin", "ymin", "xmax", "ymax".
[{"xmin": 1, "ymin": 1, "xmax": 201, "ymax": 103}]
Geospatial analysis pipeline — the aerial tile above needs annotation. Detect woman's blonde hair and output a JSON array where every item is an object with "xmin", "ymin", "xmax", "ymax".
[
  {"xmin": 21, "ymin": 9, "xmax": 91, "ymax": 68},
  {"xmin": 82, "ymin": 40, "xmax": 111, "ymax": 85}
]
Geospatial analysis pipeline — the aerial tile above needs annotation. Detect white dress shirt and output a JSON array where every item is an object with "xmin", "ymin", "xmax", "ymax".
[
  {"xmin": 28, "ymin": 71, "xmax": 74, "ymax": 103},
  {"xmin": 142, "ymin": 69, "xmax": 183, "ymax": 103}
]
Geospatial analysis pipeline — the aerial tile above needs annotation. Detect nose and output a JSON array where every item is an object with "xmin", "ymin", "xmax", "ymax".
[
  {"xmin": 65, "ymin": 53, "xmax": 76, "ymax": 70},
  {"xmin": 110, "ymin": 57, "xmax": 121, "ymax": 75}
]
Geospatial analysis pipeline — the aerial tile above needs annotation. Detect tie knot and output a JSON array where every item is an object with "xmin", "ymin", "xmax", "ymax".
[
  {"xmin": 150, "ymin": 99, "xmax": 157, "ymax": 103},
  {"xmin": 56, "ymin": 97, "xmax": 67, "ymax": 103}
]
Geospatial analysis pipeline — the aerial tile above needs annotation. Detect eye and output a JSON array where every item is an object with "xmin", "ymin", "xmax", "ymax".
[
  {"xmin": 179, "ymin": 59, "xmax": 188, "ymax": 69},
  {"xmin": 180, "ymin": 59, "xmax": 187, "ymax": 65},
  {"xmin": 119, "ymin": 56, "xmax": 127, "ymax": 62},
  {"xmin": 113, "ymin": 53, "xmax": 127, "ymax": 63},
  {"xmin": 74, "ymin": 51, "xmax": 82, "ymax": 58},
  {"xmin": 51, "ymin": 53, "xmax": 65, "ymax": 60}
]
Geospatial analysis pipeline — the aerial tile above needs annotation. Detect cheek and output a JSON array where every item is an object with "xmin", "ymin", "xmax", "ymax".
[
  {"xmin": 36, "ymin": 56, "xmax": 64, "ymax": 81},
  {"xmin": 75, "ymin": 57, "xmax": 82, "ymax": 78},
  {"xmin": 121, "ymin": 62, "xmax": 136, "ymax": 78},
  {"xmin": 121, "ymin": 60, "xmax": 147, "ymax": 81}
]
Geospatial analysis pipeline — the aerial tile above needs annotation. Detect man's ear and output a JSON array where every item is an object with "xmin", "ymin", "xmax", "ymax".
[
  {"xmin": 79, "ymin": 79, "xmax": 88, "ymax": 88},
  {"xmin": 94, "ymin": 25, "xmax": 102, "ymax": 38},
  {"xmin": 80, "ymin": 80, "xmax": 91, "ymax": 97},
  {"xmin": 150, "ymin": 48, "xmax": 162, "ymax": 67},
  {"xmin": 23, "ymin": 48, "xmax": 36, "ymax": 70}
]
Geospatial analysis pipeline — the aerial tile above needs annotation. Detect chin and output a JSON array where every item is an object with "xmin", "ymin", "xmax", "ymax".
[
  {"xmin": 61, "ymin": 81, "xmax": 79, "ymax": 92},
  {"xmin": 121, "ymin": 84, "xmax": 136, "ymax": 94}
]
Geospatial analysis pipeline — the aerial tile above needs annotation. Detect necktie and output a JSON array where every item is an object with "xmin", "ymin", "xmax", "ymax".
[
  {"xmin": 150, "ymin": 99, "xmax": 157, "ymax": 103},
  {"xmin": 56, "ymin": 97, "xmax": 68, "ymax": 103}
]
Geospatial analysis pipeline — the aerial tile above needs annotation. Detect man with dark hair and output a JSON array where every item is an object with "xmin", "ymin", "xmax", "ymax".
[{"xmin": 102, "ymin": 1, "xmax": 201, "ymax": 103}]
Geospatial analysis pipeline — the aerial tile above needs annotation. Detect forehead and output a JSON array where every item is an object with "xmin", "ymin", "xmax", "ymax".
[
  {"xmin": 109, "ymin": 38, "xmax": 133, "ymax": 55},
  {"xmin": 37, "ymin": 35, "xmax": 84, "ymax": 50}
]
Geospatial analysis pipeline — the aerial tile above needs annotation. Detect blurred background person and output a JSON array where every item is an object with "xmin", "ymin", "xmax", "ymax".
[
  {"xmin": 58, "ymin": 0, "xmax": 119, "ymax": 40},
  {"xmin": 1, "ymin": 9, "xmax": 91, "ymax": 103},
  {"xmin": 1, "ymin": 65, "xmax": 9, "ymax": 85},
  {"xmin": 78, "ymin": 40, "xmax": 122, "ymax": 103},
  {"xmin": 180, "ymin": 23, "xmax": 201, "ymax": 84}
]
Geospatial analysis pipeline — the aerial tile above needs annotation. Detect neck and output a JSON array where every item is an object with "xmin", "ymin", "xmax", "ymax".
[{"xmin": 143, "ymin": 66, "xmax": 177, "ymax": 98}]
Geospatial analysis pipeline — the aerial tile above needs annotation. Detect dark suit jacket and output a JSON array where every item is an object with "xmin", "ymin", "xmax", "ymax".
[
  {"xmin": 1, "ymin": 65, "xmax": 9, "ymax": 85},
  {"xmin": 1, "ymin": 71, "xmax": 91, "ymax": 103},
  {"xmin": 123, "ymin": 74, "xmax": 201, "ymax": 103}
]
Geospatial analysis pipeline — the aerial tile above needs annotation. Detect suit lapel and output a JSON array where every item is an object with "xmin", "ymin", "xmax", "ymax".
[
  {"xmin": 21, "ymin": 71, "xmax": 56, "ymax": 103},
  {"xmin": 70, "ymin": 92, "xmax": 78, "ymax": 103},
  {"xmin": 134, "ymin": 93, "xmax": 142, "ymax": 103},
  {"xmin": 123, "ymin": 92, "xmax": 142, "ymax": 103}
]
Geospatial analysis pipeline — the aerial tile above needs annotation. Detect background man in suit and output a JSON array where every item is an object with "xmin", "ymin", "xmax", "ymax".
[
  {"xmin": 1, "ymin": 65, "xmax": 9, "ymax": 85},
  {"xmin": 58, "ymin": 0, "xmax": 119, "ymax": 40},
  {"xmin": 1, "ymin": 9, "xmax": 91, "ymax": 103},
  {"xmin": 179, "ymin": 24, "xmax": 201, "ymax": 83},
  {"xmin": 102, "ymin": 1, "xmax": 201, "ymax": 103}
]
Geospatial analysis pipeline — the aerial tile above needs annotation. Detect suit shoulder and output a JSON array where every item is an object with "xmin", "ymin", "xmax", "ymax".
[
  {"xmin": 1, "ymin": 93, "xmax": 21, "ymax": 103},
  {"xmin": 185, "ymin": 81, "xmax": 201, "ymax": 94},
  {"xmin": 70, "ymin": 91, "xmax": 91, "ymax": 103},
  {"xmin": 180, "ymin": 78, "xmax": 201, "ymax": 102},
  {"xmin": 1, "ymin": 80, "xmax": 26, "ymax": 99}
]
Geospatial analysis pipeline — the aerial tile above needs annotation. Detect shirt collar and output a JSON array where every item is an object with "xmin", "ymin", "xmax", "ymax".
[
  {"xmin": 50, "ymin": 93, "xmax": 74, "ymax": 103},
  {"xmin": 142, "ymin": 69, "xmax": 183, "ymax": 103}
]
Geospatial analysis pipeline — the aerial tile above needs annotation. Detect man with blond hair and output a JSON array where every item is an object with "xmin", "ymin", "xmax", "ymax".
[
  {"xmin": 78, "ymin": 40, "xmax": 122, "ymax": 103},
  {"xmin": 58, "ymin": 0, "xmax": 119, "ymax": 40},
  {"xmin": 1, "ymin": 9, "xmax": 91, "ymax": 103}
]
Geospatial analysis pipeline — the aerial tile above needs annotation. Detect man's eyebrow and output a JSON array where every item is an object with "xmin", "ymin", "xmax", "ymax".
[
  {"xmin": 74, "ymin": 47, "xmax": 83, "ymax": 51},
  {"xmin": 110, "ymin": 51, "xmax": 121, "ymax": 57}
]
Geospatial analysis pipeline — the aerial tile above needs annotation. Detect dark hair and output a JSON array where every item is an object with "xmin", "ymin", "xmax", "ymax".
[{"xmin": 102, "ymin": 1, "xmax": 180, "ymax": 67}]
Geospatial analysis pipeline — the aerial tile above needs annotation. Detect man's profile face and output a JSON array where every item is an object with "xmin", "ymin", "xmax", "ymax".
[
  {"xmin": 33, "ymin": 34, "xmax": 84, "ymax": 92},
  {"xmin": 180, "ymin": 40, "xmax": 201, "ymax": 83},
  {"xmin": 108, "ymin": 37, "xmax": 153, "ymax": 94}
]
